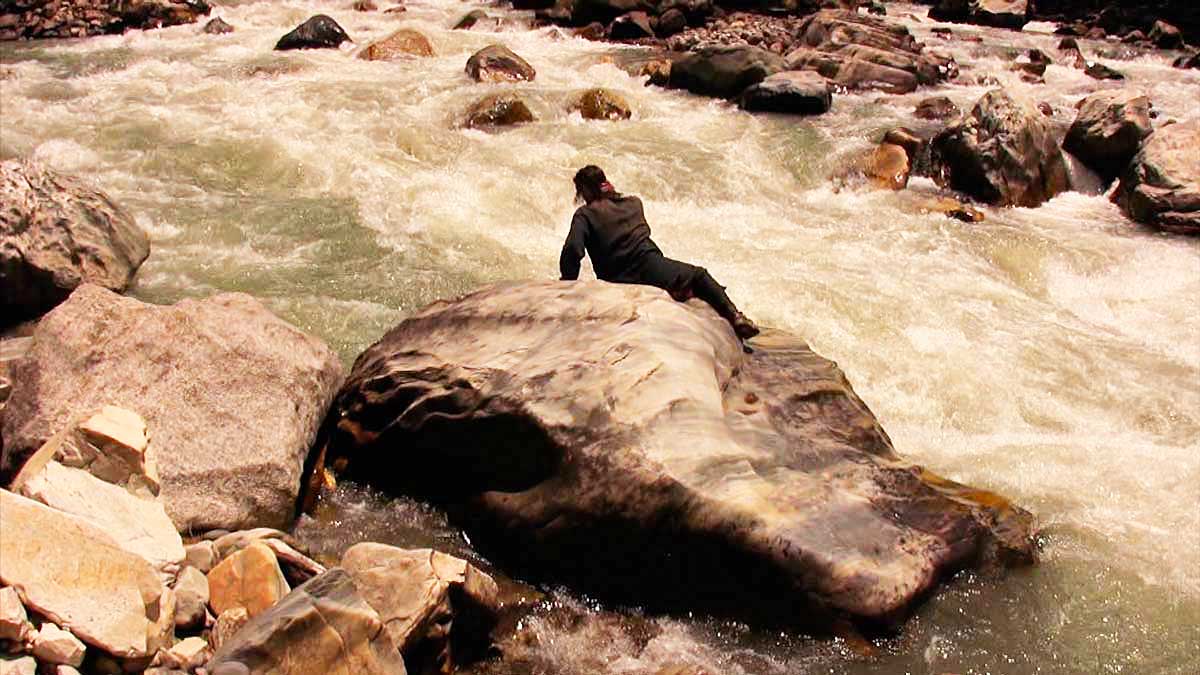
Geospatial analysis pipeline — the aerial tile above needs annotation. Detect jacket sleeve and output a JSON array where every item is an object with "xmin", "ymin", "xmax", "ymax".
[{"xmin": 559, "ymin": 211, "xmax": 588, "ymax": 280}]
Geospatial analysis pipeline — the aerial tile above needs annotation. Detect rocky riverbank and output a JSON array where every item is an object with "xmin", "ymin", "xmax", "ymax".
[{"xmin": 0, "ymin": 0, "xmax": 211, "ymax": 41}]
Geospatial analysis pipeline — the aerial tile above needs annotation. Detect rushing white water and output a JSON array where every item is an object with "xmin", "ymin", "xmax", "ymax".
[{"xmin": 3, "ymin": 1, "xmax": 1198, "ymax": 672}]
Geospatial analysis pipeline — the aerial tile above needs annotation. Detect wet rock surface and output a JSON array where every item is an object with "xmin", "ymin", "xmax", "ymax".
[
  {"xmin": 738, "ymin": 70, "xmax": 832, "ymax": 115},
  {"xmin": 0, "ymin": 159, "xmax": 149, "ymax": 327},
  {"xmin": 465, "ymin": 44, "xmax": 536, "ymax": 83},
  {"xmin": 1113, "ymin": 119, "xmax": 1200, "ymax": 235},
  {"xmin": 930, "ymin": 0, "xmax": 1030, "ymax": 31},
  {"xmin": 1063, "ymin": 90, "xmax": 1153, "ymax": 184},
  {"xmin": 358, "ymin": 28, "xmax": 434, "ymax": 59},
  {"xmin": 323, "ymin": 281, "xmax": 1036, "ymax": 628},
  {"xmin": 274, "ymin": 15, "xmax": 350, "ymax": 51},
  {"xmin": 1, "ymin": 284, "xmax": 344, "ymax": 532},
  {"xmin": 668, "ymin": 44, "xmax": 784, "ymax": 100},
  {"xmin": 570, "ymin": 88, "xmax": 633, "ymax": 120},
  {"xmin": 464, "ymin": 94, "xmax": 536, "ymax": 129},
  {"xmin": 932, "ymin": 88, "xmax": 1070, "ymax": 207}
]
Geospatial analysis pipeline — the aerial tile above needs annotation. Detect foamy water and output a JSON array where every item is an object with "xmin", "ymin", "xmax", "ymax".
[{"xmin": 3, "ymin": 1, "xmax": 1198, "ymax": 672}]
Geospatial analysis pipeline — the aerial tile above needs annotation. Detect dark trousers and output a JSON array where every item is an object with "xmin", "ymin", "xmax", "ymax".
[{"xmin": 628, "ymin": 253, "xmax": 740, "ymax": 322}]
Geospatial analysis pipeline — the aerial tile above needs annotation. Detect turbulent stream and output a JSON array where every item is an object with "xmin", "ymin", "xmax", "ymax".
[{"xmin": 2, "ymin": 1, "xmax": 1198, "ymax": 672}]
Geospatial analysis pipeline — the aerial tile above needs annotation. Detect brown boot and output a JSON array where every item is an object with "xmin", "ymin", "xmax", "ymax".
[{"xmin": 731, "ymin": 312, "xmax": 760, "ymax": 340}]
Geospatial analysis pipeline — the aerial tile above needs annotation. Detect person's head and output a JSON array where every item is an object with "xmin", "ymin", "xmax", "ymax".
[{"xmin": 573, "ymin": 165, "xmax": 613, "ymax": 204}]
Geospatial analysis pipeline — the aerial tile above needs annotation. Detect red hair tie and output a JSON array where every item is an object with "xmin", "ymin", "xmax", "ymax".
[{"xmin": 600, "ymin": 181, "xmax": 615, "ymax": 193}]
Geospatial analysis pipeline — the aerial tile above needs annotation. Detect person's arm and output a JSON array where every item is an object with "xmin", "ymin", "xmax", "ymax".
[{"xmin": 559, "ymin": 211, "xmax": 588, "ymax": 280}]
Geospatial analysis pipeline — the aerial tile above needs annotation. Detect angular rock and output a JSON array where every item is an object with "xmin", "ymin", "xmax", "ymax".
[
  {"xmin": 1063, "ymin": 90, "xmax": 1153, "ymax": 183},
  {"xmin": 914, "ymin": 95, "xmax": 960, "ymax": 120},
  {"xmin": 570, "ymin": 88, "xmax": 632, "ymax": 120},
  {"xmin": 1149, "ymin": 20, "xmax": 1184, "ymax": 48},
  {"xmin": 157, "ymin": 637, "xmax": 210, "ymax": 671},
  {"xmin": 203, "ymin": 18, "xmax": 234, "ymax": 35},
  {"xmin": 173, "ymin": 567, "xmax": 209, "ymax": 632},
  {"xmin": 0, "ymin": 657, "xmax": 35, "ymax": 675},
  {"xmin": 0, "ymin": 490, "xmax": 171, "ymax": 659},
  {"xmin": 207, "ymin": 569, "xmax": 407, "ymax": 675},
  {"xmin": 738, "ymin": 70, "xmax": 832, "ymax": 115},
  {"xmin": 16, "ymin": 460, "xmax": 185, "ymax": 584},
  {"xmin": 358, "ymin": 29, "xmax": 434, "ymax": 60},
  {"xmin": 209, "ymin": 608, "xmax": 249, "ymax": 653},
  {"xmin": 930, "ymin": 0, "xmax": 1029, "ymax": 30},
  {"xmin": 932, "ymin": 88, "xmax": 1069, "ymax": 207},
  {"xmin": 1113, "ymin": 119, "xmax": 1200, "ymax": 235},
  {"xmin": 0, "ymin": 587, "xmax": 30, "ymax": 644},
  {"xmin": 669, "ymin": 45, "xmax": 785, "ymax": 100},
  {"xmin": 207, "ymin": 542, "xmax": 291, "ymax": 619},
  {"xmin": 274, "ymin": 15, "xmax": 350, "ymax": 51},
  {"xmin": 57, "ymin": 405, "xmax": 160, "ymax": 498},
  {"xmin": 465, "ymin": 45, "xmax": 535, "ymax": 83},
  {"xmin": 322, "ymin": 281, "xmax": 1037, "ymax": 627},
  {"xmin": 211, "ymin": 530, "xmax": 326, "ymax": 585},
  {"xmin": 31, "ymin": 623, "xmax": 85, "ymax": 667},
  {"xmin": 0, "ymin": 159, "xmax": 149, "ymax": 326},
  {"xmin": 1, "ymin": 285, "xmax": 345, "ymax": 532},
  {"xmin": 185, "ymin": 541, "xmax": 219, "ymax": 574},
  {"xmin": 464, "ymin": 94, "xmax": 536, "ymax": 129},
  {"xmin": 341, "ymin": 543, "xmax": 500, "ymax": 669},
  {"xmin": 608, "ymin": 12, "xmax": 654, "ymax": 40}
]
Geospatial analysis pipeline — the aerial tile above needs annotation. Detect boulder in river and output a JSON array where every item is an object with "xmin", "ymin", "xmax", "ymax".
[
  {"xmin": 1112, "ymin": 119, "xmax": 1200, "ymax": 235},
  {"xmin": 321, "ymin": 281, "xmax": 1037, "ymax": 628},
  {"xmin": 453, "ymin": 9, "xmax": 489, "ymax": 30},
  {"xmin": 1148, "ymin": 19, "xmax": 1185, "ymax": 49},
  {"xmin": 0, "ymin": 489, "xmax": 172, "ymax": 660},
  {"xmin": 931, "ymin": 88, "xmax": 1069, "ymax": 207},
  {"xmin": 274, "ymin": 15, "xmax": 351, "ymax": 51},
  {"xmin": 570, "ymin": 88, "xmax": 632, "ymax": 120},
  {"xmin": 785, "ymin": 11, "xmax": 957, "ymax": 95},
  {"xmin": 668, "ymin": 45, "xmax": 785, "ymax": 100},
  {"xmin": 656, "ymin": 8, "xmax": 687, "ymax": 37},
  {"xmin": 203, "ymin": 17, "xmax": 234, "ymax": 35},
  {"xmin": 0, "ymin": 159, "xmax": 149, "ymax": 327},
  {"xmin": 1063, "ymin": 90, "xmax": 1153, "ymax": 184},
  {"xmin": 463, "ymin": 94, "xmax": 536, "ymax": 129},
  {"xmin": 358, "ymin": 29, "xmax": 434, "ymax": 60},
  {"xmin": 863, "ymin": 142, "xmax": 911, "ymax": 190},
  {"xmin": 206, "ymin": 568, "xmax": 407, "ymax": 675},
  {"xmin": 738, "ymin": 71, "xmax": 833, "ymax": 116},
  {"xmin": 465, "ymin": 45, "xmax": 536, "ymax": 83},
  {"xmin": 914, "ymin": 95, "xmax": 960, "ymax": 120},
  {"xmin": 930, "ymin": 0, "xmax": 1030, "ymax": 30},
  {"xmin": 1, "ymin": 284, "xmax": 345, "ymax": 532},
  {"xmin": 341, "ymin": 543, "xmax": 501, "ymax": 671},
  {"xmin": 608, "ymin": 11, "xmax": 654, "ymax": 40},
  {"xmin": 1174, "ymin": 51, "xmax": 1200, "ymax": 69}
]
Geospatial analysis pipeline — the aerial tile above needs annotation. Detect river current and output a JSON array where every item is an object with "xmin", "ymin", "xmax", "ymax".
[{"xmin": 2, "ymin": 1, "xmax": 1198, "ymax": 672}]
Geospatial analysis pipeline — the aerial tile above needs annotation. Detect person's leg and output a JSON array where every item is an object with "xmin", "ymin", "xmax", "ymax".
[
  {"xmin": 636, "ymin": 255, "xmax": 759, "ymax": 339},
  {"xmin": 689, "ymin": 268, "xmax": 759, "ymax": 339}
]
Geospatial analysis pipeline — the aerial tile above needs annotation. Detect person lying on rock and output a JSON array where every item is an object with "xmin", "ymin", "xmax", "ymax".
[{"xmin": 560, "ymin": 165, "xmax": 760, "ymax": 340}]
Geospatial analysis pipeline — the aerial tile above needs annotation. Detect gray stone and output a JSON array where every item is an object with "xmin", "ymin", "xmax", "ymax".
[
  {"xmin": 173, "ymin": 567, "xmax": 209, "ymax": 631},
  {"xmin": 207, "ymin": 569, "xmax": 407, "ymax": 675},
  {"xmin": 1113, "ymin": 119, "xmax": 1200, "ymax": 235},
  {"xmin": 669, "ymin": 45, "xmax": 785, "ymax": 100},
  {"xmin": 1063, "ymin": 90, "xmax": 1153, "ymax": 183},
  {"xmin": 0, "ymin": 159, "xmax": 149, "ymax": 325},
  {"xmin": 1, "ymin": 285, "xmax": 345, "ymax": 532},
  {"xmin": 185, "ymin": 541, "xmax": 220, "ymax": 574},
  {"xmin": 322, "ymin": 281, "xmax": 1036, "ymax": 627},
  {"xmin": 738, "ymin": 71, "xmax": 833, "ymax": 115}
]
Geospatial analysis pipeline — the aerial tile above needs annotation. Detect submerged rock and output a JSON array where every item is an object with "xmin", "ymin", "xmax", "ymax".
[
  {"xmin": 738, "ymin": 71, "xmax": 833, "ymax": 116},
  {"xmin": 322, "ymin": 281, "xmax": 1036, "ymax": 628},
  {"xmin": 932, "ymin": 88, "xmax": 1069, "ymax": 207},
  {"xmin": 207, "ymin": 569, "xmax": 406, "ymax": 675},
  {"xmin": 914, "ymin": 95, "xmax": 960, "ymax": 120},
  {"xmin": 1, "ymin": 285, "xmax": 344, "ymax": 532},
  {"xmin": 358, "ymin": 29, "xmax": 434, "ymax": 60},
  {"xmin": 463, "ymin": 94, "xmax": 536, "ymax": 129},
  {"xmin": 274, "ymin": 15, "xmax": 350, "ymax": 51},
  {"xmin": 1113, "ymin": 119, "xmax": 1200, "ymax": 235},
  {"xmin": 668, "ymin": 45, "xmax": 785, "ymax": 100},
  {"xmin": 465, "ymin": 45, "xmax": 536, "ymax": 83},
  {"xmin": 453, "ymin": 9, "xmax": 489, "ymax": 30},
  {"xmin": 1063, "ymin": 90, "xmax": 1153, "ymax": 184},
  {"xmin": 0, "ymin": 159, "xmax": 150, "ymax": 326},
  {"xmin": 863, "ymin": 142, "xmax": 911, "ymax": 190},
  {"xmin": 0, "ymin": 489, "xmax": 172, "ymax": 660},
  {"xmin": 570, "ymin": 88, "xmax": 632, "ymax": 120}
]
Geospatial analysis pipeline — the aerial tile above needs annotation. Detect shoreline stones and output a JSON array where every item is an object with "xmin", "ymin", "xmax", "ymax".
[
  {"xmin": 1, "ymin": 159, "xmax": 150, "ymax": 328},
  {"xmin": 1, "ymin": 284, "xmax": 345, "ymax": 532},
  {"xmin": 274, "ymin": 15, "xmax": 350, "ymax": 51},
  {"xmin": 929, "ymin": 0, "xmax": 1030, "ymax": 31},
  {"xmin": 321, "ymin": 281, "xmax": 1036, "ymax": 629}
]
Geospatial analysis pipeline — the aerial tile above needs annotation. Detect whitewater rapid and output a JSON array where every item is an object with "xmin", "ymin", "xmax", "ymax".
[{"xmin": 2, "ymin": 1, "xmax": 1197, "ymax": 672}]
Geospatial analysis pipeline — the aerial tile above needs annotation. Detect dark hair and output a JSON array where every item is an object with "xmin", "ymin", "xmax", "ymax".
[{"xmin": 573, "ymin": 165, "xmax": 608, "ymax": 200}]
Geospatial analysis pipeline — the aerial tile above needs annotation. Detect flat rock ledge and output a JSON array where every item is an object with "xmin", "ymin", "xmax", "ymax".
[{"xmin": 321, "ymin": 281, "xmax": 1036, "ymax": 629}]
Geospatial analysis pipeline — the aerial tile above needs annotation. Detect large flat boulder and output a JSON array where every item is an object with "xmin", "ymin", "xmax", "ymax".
[
  {"xmin": 1, "ymin": 285, "xmax": 344, "ymax": 532},
  {"xmin": 206, "ymin": 568, "xmax": 407, "ymax": 675},
  {"xmin": 321, "ymin": 281, "xmax": 1036, "ymax": 628},
  {"xmin": 0, "ymin": 490, "xmax": 171, "ymax": 660},
  {"xmin": 1063, "ymin": 91, "xmax": 1153, "ymax": 184},
  {"xmin": 1112, "ymin": 119, "xmax": 1200, "ymax": 235},
  {"xmin": 932, "ymin": 89, "xmax": 1069, "ymax": 207},
  {"xmin": 668, "ymin": 45, "xmax": 785, "ymax": 100},
  {"xmin": 0, "ymin": 159, "xmax": 149, "ymax": 326}
]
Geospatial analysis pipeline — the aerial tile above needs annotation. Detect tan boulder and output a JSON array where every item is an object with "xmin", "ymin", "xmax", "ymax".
[
  {"xmin": 358, "ymin": 29, "xmax": 434, "ymax": 60},
  {"xmin": 570, "ymin": 88, "xmax": 632, "ymax": 121},
  {"xmin": 209, "ymin": 607, "xmax": 249, "ymax": 652},
  {"xmin": 341, "ymin": 543, "xmax": 500, "ymax": 666},
  {"xmin": 207, "ymin": 569, "xmax": 406, "ymax": 675},
  {"xmin": 66, "ymin": 405, "xmax": 159, "ymax": 496},
  {"xmin": 0, "ymin": 490, "xmax": 171, "ymax": 659},
  {"xmin": 863, "ymin": 143, "xmax": 911, "ymax": 190},
  {"xmin": 464, "ymin": 94, "xmax": 535, "ymax": 129},
  {"xmin": 0, "ymin": 656, "xmax": 37, "ymax": 675},
  {"xmin": 465, "ymin": 44, "xmax": 535, "ymax": 83},
  {"xmin": 207, "ymin": 542, "xmax": 290, "ymax": 619},
  {"xmin": 16, "ymin": 460, "xmax": 185, "ymax": 583},
  {"xmin": 172, "ymin": 567, "xmax": 209, "ymax": 631},
  {"xmin": 156, "ymin": 636, "xmax": 210, "ymax": 670},
  {"xmin": 0, "ymin": 587, "xmax": 32, "ymax": 643},
  {"xmin": 31, "ymin": 623, "xmax": 86, "ymax": 667},
  {"xmin": 184, "ymin": 541, "xmax": 219, "ymax": 574}
]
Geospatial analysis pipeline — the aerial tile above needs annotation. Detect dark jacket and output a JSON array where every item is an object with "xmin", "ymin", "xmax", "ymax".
[{"xmin": 559, "ymin": 194, "xmax": 663, "ymax": 283}]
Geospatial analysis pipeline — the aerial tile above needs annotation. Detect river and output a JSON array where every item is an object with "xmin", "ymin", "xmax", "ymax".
[{"xmin": 1, "ymin": 1, "xmax": 1197, "ymax": 672}]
